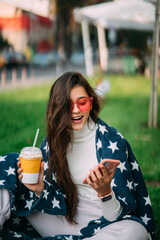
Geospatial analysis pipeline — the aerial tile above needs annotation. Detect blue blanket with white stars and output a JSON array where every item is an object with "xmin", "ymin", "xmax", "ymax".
[{"xmin": 0, "ymin": 117, "xmax": 156, "ymax": 240}]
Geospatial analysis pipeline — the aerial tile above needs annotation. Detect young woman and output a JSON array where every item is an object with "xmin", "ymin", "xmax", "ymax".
[{"xmin": 0, "ymin": 72, "xmax": 156, "ymax": 239}]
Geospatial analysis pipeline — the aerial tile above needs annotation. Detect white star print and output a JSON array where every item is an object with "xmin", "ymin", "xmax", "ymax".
[
  {"xmin": 43, "ymin": 142, "xmax": 49, "ymax": 152},
  {"xmin": 131, "ymin": 161, "xmax": 139, "ymax": 171},
  {"xmin": 20, "ymin": 194, "xmax": 25, "ymax": 200},
  {"xmin": 13, "ymin": 232, "xmax": 22, "ymax": 238},
  {"xmin": 126, "ymin": 180, "xmax": 133, "ymax": 190},
  {"xmin": 44, "ymin": 161, "xmax": 48, "ymax": 171},
  {"xmin": 117, "ymin": 131, "xmax": 124, "ymax": 139},
  {"xmin": 93, "ymin": 227, "xmax": 100, "ymax": 235},
  {"xmin": 94, "ymin": 220, "xmax": 101, "ymax": 223},
  {"xmin": 25, "ymin": 199, "xmax": 34, "ymax": 210},
  {"xmin": 30, "ymin": 191, "xmax": 34, "ymax": 198},
  {"xmin": 27, "ymin": 227, "xmax": 35, "ymax": 231},
  {"xmin": 122, "ymin": 215, "xmax": 131, "ymax": 219},
  {"xmin": 77, "ymin": 230, "xmax": 83, "ymax": 236},
  {"xmin": 52, "ymin": 173, "xmax": 57, "ymax": 182},
  {"xmin": 43, "ymin": 175, "xmax": 46, "ymax": 181},
  {"xmin": 111, "ymin": 178, "xmax": 117, "ymax": 188},
  {"xmin": 96, "ymin": 139, "xmax": 102, "ymax": 150},
  {"xmin": 144, "ymin": 196, "xmax": 151, "ymax": 206},
  {"xmin": 12, "ymin": 217, "xmax": 21, "ymax": 225},
  {"xmin": 52, "ymin": 197, "xmax": 60, "ymax": 209},
  {"xmin": 63, "ymin": 193, "xmax": 66, "ymax": 199},
  {"xmin": 117, "ymin": 161, "xmax": 127, "ymax": 173},
  {"xmin": 0, "ymin": 180, "xmax": 5, "ymax": 185},
  {"xmin": 11, "ymin": 205, "xmax": 17, "ymax": 211},
  {"xmin": 148, "ymin": 233, "xmax": 152, "ymax": 239},
  {"xmin": 99, "ymin": 125, "xmax": 108, "ymax": 134},
  {"xmin": 5, "ymin": 167, "xmax": 15, "ymax": 176},
  {"xmin": 141, "ymin": 214, "xmax": 151, "ymax": 225},
  {"xmin": 0, "ymin": 155, "xmax": 6, "ymax": 162},
  {"xmin": 64, "ymin": 236, "xmax": 73, "ymax": 240},
  {"xmin": 134, "ymin": 182, "xmax": 139, "ymax": 188},
  {"xmin": 126, "ymin": 149, "xmax": 128, "ymax": 158},
  {"xmin": 46, "ymin": 181, "xmax": 52, "ymax": 187},
  {"xmin": 118, "ymin": 196, "xmax": 127, "ymax": 205},
  {"xmin": 107, "ymin": 141, "xmax": 119, "ymax": 154},
  {"xmin": 43, "ymin": 189, "xmax": 49, "ymax": 200}
]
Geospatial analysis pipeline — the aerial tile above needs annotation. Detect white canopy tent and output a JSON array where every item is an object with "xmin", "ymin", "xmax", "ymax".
[
  {"xmin": 73, "ymin": 0, "xmax": 155, "ymax": 76},
  {"xmin": 74, "ymin": 0, "xmax": 155, "ymax": 31}
]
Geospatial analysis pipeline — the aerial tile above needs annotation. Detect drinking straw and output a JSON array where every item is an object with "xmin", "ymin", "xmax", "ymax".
[{"xmin": 33, "ymin": 128, "xmax": 39, "ymax": 148}]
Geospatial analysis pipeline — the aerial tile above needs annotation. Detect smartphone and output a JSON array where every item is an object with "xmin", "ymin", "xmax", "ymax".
[{"xmin": 83, "ymin": 158, "xmax": 120, "ymax": 184}]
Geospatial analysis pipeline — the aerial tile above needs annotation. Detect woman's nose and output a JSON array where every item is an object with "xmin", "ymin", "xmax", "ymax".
[{"xmin": 72, "ymin": 103, "xmax": 80, "ymax": 113}]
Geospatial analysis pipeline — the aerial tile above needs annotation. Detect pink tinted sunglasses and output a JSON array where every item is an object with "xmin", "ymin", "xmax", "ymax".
[{"xmin": 71, "ymin": 96, "xmax": 93, "ymax": 112}]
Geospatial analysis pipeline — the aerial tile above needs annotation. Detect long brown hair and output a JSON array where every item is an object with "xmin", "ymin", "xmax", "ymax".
[{"xmin": 46, "ymin": 72, "xmax": 101, "ymax": 223}]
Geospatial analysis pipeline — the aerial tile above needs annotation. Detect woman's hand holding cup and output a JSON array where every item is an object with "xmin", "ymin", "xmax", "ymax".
[
  {"xmin": 17, "ymin": 146, "xmax": 45, "ymax": 197},
  {"xmin": 17, "ymin": 160, "xmax": 45, "ymax": 197}
]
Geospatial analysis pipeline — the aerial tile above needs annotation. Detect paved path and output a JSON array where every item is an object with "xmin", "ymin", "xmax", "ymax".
[{"xmin": 0, "ymin": 63, "xmax": 86, "ymax": 91}]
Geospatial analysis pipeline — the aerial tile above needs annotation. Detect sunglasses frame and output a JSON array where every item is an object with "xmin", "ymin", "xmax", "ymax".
[{"xmin": 71, "ymin": 96, "xmax": 93, "ymax": 112}]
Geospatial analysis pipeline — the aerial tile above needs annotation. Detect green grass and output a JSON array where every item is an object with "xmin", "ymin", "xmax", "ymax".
[
  {"xmin": 0, "ymin": 74, "xmax": 160, "ymax": 238},
  {"xmin": 147, "ymin": 185, "xmax": 160, "ymax": 239},
  {"xmin": 0, "ymin": 84, "xmax": 52, "ymax": 153},
  {"xmin": 98, "ymin": 75, "xmax": 160, "ymax": 182}
]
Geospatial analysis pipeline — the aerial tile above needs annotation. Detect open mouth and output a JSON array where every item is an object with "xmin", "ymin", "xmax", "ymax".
[{"xmin": 72, "ymin": 116, "xmax": 83, "ymax": 122}]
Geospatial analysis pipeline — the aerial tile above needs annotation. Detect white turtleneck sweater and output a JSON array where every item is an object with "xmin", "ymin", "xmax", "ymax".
[{"xmin": 67, "ymin": 119, "xmax": 122, "ymax": 221}]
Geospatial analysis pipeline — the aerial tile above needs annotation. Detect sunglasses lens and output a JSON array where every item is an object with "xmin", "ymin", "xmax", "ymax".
[
  {"xmin": 77, "ymin": 98, "xmax": 91, "ymax": 111},
  {"xmin": 71, "ymin": 97, "xmax": 93, "ymax": 112}
]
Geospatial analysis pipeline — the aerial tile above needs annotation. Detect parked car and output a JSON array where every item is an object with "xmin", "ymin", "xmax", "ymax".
[
  {"xmin": 31, "ymin": 51, "xmax": 60, "ymax": 67},
  {"xmin": 70, "ymin": 51, "xmax": 84, "ymax": 65},
  {"xmin": 0, "ymin": 49, "xmax": 28, "ymax": 68}
]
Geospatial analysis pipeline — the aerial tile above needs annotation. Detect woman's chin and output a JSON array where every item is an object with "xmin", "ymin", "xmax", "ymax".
[{"xmin": 72, "ymin": 121, "xmax": 85, "ymax": 130}]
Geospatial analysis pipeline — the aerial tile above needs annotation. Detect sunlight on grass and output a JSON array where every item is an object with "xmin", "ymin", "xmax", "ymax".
[{"xmin": 0, "ymin": 82, "xmax": 52, "ymax": 102}]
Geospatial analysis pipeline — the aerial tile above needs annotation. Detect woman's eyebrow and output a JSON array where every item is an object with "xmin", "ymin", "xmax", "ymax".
[
  {"xmin": 78, "ymin": 96, "xmax": 87, "ymax": 99},
  {"xmin": 70, "ymin": 96, "xmax": 87, "ymax": 102}
]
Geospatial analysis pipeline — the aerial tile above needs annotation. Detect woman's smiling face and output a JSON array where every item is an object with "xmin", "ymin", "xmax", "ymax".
[{"xmin": 70, "ymin": 85, "xmax": 92, "ymax": 130}]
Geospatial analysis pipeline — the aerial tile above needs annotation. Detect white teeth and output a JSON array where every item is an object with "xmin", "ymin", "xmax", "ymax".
[{"xmin": 72, "ymin": 116, "xmax": 82, "ymax": 120}]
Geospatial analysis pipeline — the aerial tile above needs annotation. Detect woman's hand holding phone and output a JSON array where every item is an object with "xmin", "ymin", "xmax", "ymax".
[{"xmin": 83, "ymin": 159, "xmax": 120, "ymax": 197}]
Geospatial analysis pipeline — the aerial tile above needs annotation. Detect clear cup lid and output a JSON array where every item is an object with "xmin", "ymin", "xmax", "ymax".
[{"xmin": 20, "ymin": 146, "xmax": 42, "ymax": 158}]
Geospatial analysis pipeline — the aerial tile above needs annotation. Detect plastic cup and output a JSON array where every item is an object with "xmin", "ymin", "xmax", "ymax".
[{"xmin": 19, "ymin": 146, "xmax": 42, "ymax": 184}]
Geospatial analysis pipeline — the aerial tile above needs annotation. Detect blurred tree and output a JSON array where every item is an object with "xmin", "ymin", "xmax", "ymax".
[
  {"xmin": 0, "ymin": 33, "xmax": 10, "ymax": 51},
  {"xmin": 49, "ymin": 0, "xmax": 109, "ymax": 61}
]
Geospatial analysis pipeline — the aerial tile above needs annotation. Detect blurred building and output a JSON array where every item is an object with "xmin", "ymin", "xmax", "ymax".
[
  {"xmin": 0, "ymin": 1, "xmax": 54, "ymax": 53},
  {"xmin": 73, "ymin": 0, "xmax": 154, "ymax": 76}
]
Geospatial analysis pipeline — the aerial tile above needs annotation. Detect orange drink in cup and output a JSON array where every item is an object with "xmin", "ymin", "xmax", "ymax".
[{"xmin": 19, "ymin": 146, "xmax": 42, "ymax": 184}]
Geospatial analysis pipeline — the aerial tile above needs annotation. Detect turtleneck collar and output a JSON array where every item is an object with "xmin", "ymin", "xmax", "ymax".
[{"xmin": 72, "ymin": 118, "xmax": 97, "ymax": 143}]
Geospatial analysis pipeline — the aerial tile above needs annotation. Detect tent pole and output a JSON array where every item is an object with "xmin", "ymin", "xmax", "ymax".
[
  {"xmin": 149, "ymin": 0, "xmax": 160, "ymax": 128},
  {"xmin": 97, "ymin": 25, "xmax": 108, "ymax": 71},
  {"xmin": 81, "ymin": 20, "xmax": 94, "ymax": 76}
]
